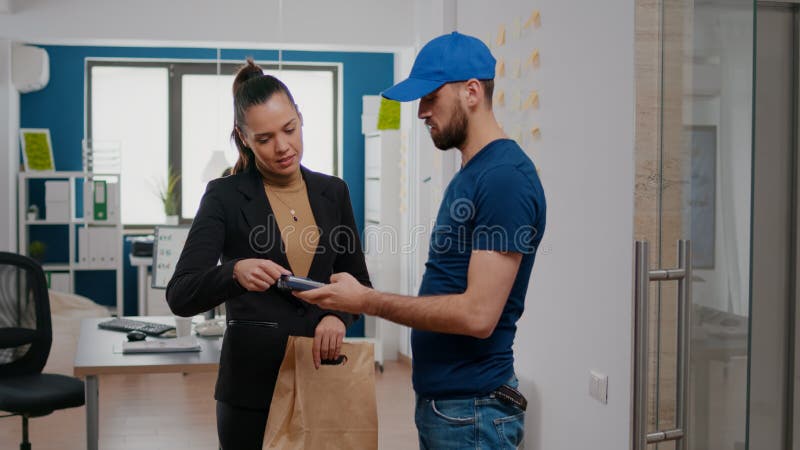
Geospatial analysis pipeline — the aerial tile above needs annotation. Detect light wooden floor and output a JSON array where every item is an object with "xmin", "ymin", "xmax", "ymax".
[
  {"xmin": 0, "ymin": 298, "xmax": 418, "ymax": 450},
  {"xmin": 0, "ymin": 361, "xmax": 417, "ymax": 450}
]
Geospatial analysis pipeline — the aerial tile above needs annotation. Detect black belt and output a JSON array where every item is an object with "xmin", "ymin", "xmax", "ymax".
[{"xmin": 492, "ymin": 384, "xmax": 528, "ymax": 411}]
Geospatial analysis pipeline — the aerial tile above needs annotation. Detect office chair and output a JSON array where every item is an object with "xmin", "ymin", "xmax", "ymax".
[{"xmin": 0, "ymin": 252, "xmax": 85, "ymax": 450}]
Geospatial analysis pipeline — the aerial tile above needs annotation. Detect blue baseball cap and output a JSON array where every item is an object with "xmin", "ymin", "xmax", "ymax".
[{"xmin": 382, "ymin": 31, "xmax": 496, "ymax": 102}]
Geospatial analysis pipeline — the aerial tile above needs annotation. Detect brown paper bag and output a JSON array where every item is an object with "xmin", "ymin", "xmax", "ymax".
[{"xmin": 263, "ymin": 336, "xmax": 378, "ymax": 450}]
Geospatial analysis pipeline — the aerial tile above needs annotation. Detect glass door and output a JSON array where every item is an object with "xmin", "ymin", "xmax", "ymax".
[{"xmin": 634, "ymin": 0, "xmax": 756, "ymax": 449}]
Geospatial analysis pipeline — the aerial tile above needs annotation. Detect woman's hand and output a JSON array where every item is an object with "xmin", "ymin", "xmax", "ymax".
[
  {"xmin": 312, "ymin": 315, "xmax": 346, "ymax": 369},
  {"xmin": 232, "ymin": 259, "xmax": 292, "ymax": 291}
]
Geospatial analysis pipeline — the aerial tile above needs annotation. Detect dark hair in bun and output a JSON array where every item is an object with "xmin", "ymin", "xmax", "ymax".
[{"xmin": 230, "ymin": 57, "xmax": 298, "ymax": 174}]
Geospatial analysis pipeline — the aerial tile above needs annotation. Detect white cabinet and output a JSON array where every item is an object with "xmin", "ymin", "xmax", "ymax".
[
  {"xmin": 18, "ymin": 171, "xmax": 123, "ymax": 316},
  {"xmin": 363, "ymin": 130, "xmax": 401, "ymax": 279},
  {"xmin": 363, "ymin": 129, "xmax": 402, "ymax": 362},
  {"xmin": 364, "ymin": 179, "xmax": 382, "ymax": 223}
]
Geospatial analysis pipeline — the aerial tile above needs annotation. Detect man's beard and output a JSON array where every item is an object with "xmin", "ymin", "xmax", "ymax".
[{"xmin": 431, "ymin": 103, "xmax": 468, "ymax": 150}]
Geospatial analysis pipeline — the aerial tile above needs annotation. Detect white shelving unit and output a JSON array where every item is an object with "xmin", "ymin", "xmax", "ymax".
[
  {"xmin": 363, "ymin": 129, "xmax": 403, "ymax": 366},
  {"xmin": 18, "ymin": 171, "xmax": 124, "ymax": 316}
]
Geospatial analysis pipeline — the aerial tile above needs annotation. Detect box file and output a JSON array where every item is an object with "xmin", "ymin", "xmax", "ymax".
[
  {"xmin": 93, "ymin": 180, "xmax": 107, "ymax": 221},
  {"xmin": 106, "ymin": 183, "xmax": 118, "ymax": 222}
]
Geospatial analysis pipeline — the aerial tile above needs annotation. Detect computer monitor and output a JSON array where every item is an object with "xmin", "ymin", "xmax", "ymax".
[{"xmin": 151, "ymin": 225, "xmax": 191, "ymax": 290}]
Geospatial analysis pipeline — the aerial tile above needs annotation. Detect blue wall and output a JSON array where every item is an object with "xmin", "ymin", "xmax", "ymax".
[
  {"xmin": 20, "ymin": 45, "xmax": 393, "ymax": 227},
  {"xmin": 20, "ymin": 44, "xmax": 393, "ymax": 332}
]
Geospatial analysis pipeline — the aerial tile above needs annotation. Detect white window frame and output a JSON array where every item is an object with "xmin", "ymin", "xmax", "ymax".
[{"xmin": 86, "ymin": 58, "xmax": 343, "ymax": 227}]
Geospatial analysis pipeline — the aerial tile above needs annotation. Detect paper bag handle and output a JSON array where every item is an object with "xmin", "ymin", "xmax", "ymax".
[{"xmin": 320, "ymin": 354, "xmax": 348, "ymax": 366}]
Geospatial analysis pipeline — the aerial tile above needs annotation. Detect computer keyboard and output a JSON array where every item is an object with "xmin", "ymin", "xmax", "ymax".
[{"xmin": 98, "ymin": 318, "xmax": 176, "ymax": 336}]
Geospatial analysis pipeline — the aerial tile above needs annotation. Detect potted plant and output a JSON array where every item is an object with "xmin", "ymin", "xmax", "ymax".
[
  {"xmin": 156, "ymin": 167, "xmax": 181, "ymax": 225},
  {"xmin": 29, "ymin": 240, "xmax": 46, "ymax": 262}
]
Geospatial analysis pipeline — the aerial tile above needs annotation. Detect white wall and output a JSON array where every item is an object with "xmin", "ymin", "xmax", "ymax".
[
  {"xmin": 0, "ymin": 40, "xmax": 19, "ymax": 252},
  {"xmin": 0, "ymin": 0, "xmax": 13, "ymax": 15},
  {"xmin": 396, "ymin": 1, "xmax": 637, "ymax": 445},
  {"xmin": 456, "ymin": 1, "xmax": 636, "ymax": 449},
  {"xmin": 0, "ymin": 0, "xmax": 415, "ymax": 50}
]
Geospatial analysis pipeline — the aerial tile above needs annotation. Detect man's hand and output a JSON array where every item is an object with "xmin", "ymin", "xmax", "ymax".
[
  {"xmin": 300, "ymin": 250, "xmax": 521, "ymax": 338},
  {"xmin": 312, "ymin": 315, "xmax": 346, "ymax": 369},
  {"xmin": 232, "ymin": 259, "xmax": 291, "ymax": 291},
  {"xmin": 294, "ymin": 272, "xmax": 374, "ymax": 315}
]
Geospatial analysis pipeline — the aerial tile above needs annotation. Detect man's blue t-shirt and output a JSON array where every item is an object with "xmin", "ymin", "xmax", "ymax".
[{"xmin": 412, "ymin": 138, "xmax": 546, "ymax": 398}]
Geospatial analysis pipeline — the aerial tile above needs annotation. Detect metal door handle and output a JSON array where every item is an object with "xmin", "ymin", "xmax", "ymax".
[{"xmin": 633, "ymin": 240, "xmax": 691, "ymax": 450}]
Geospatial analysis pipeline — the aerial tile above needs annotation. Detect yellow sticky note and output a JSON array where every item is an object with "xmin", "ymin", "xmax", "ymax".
[
  {"xmin": 530, "ymin": 49, "xmax": 540, "ymax": 67},
  {"xmin": 525, "ymin": 91, "xmax": 539, "ymax": 109},
  {"xmin": 496, "ymin": 90, "xmax": 506, "ymax": 107},
  {"xmin": 497, "ymin": 25, "xmax": 506, "ymax": 46},
  {"xmin": 524, "ymin": 10, "xmax": 542, "ymax": 29},
  {"xmin": 497, "ymin": 59, "xmax": 506, "ymax": 77},
  {"xmin": 531, "ymin": 127, "xmax": 541, "ymax": 138}
]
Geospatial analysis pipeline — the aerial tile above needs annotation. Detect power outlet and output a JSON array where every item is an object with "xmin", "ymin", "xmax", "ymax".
[{"xmin": 589, "ymin": 370, "xmax": 608, "ymax": 404}]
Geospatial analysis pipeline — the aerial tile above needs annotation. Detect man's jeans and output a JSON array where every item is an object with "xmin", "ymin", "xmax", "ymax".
[{"xmin": 415, "ymin": 376, "xmax": 525, "ymax": 450}]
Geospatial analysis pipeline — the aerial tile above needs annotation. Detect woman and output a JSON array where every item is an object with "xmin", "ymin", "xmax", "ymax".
[{"xmin": 166, "ymin": 58, "xmax": 371, "ymax": 449}]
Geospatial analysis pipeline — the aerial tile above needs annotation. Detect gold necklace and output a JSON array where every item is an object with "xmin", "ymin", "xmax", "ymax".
[{"xmin": 265, "ymin": 183, "xmax": 299, "ymax": 222}]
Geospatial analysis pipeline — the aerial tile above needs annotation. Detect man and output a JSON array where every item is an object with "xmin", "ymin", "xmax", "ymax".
[{"xmin": 296, "ymin": 31, "xmax": 546, "ymax": 448}]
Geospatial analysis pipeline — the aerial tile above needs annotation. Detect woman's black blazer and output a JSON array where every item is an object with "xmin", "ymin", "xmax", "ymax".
[{"xmin": 166, "ymin": 165, "xmax": 371, "ymax": 409}]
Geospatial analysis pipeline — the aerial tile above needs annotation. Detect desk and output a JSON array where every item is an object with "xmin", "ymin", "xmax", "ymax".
[
  {"xmin": 128, "ymin": 255, "xmax": 152, "ymax": 316},
  {"xmin": 73, "ymin": 316, "xmax": 221, "ymax": 450}
]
